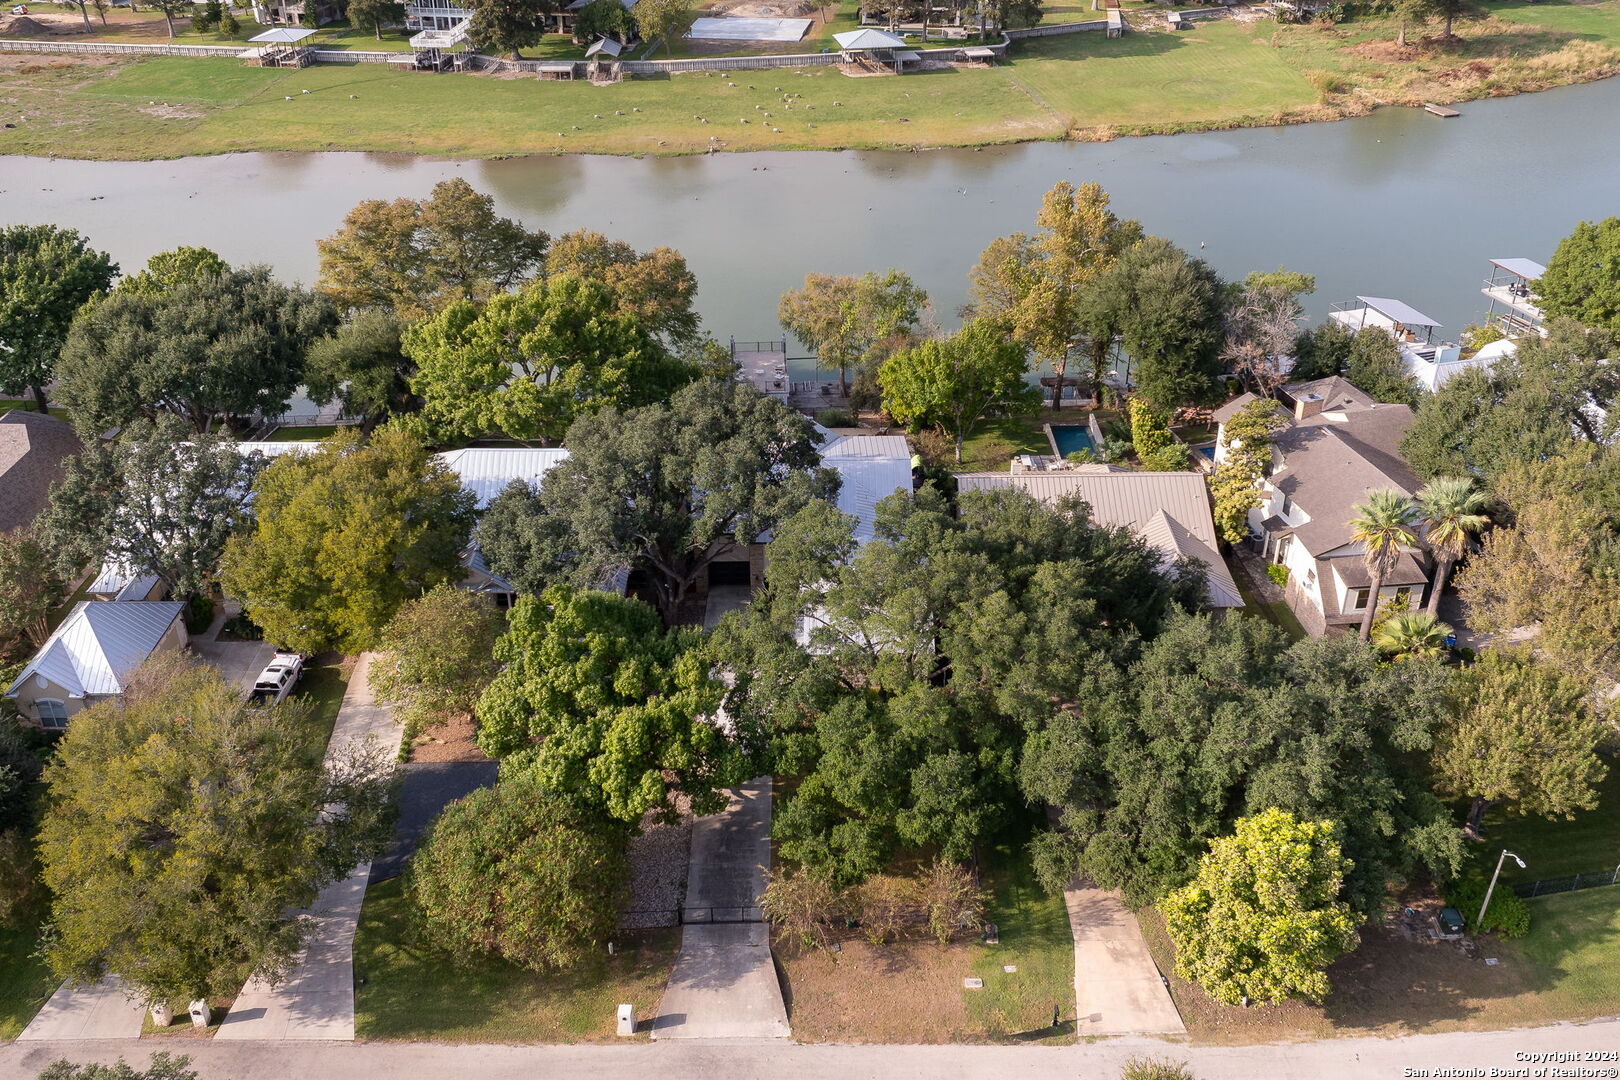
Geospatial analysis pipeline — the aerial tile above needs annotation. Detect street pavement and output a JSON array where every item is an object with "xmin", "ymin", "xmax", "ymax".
[
  {"xmin": 654, "ymin": 777, "xmax": 789, "ymax": 1040},
  {"xmin": 6, "ymin": 1018, "xmax": 1620, "ymax": 1080},
  {"xmin": 216, "ymin": 653, "xmax": 402, "ymax": 1041},
  {"xmin": 1066, "ymin": 880, "xmax": 1186, "ymax": 1036}
]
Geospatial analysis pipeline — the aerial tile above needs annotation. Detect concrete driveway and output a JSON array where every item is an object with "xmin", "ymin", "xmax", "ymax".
[
  {"xmin": 1065, "ymin": 880, "xmax": 1185, "ymax": 1036},
  {"xmin": 15, "ymin": 978, "xmax": 144, "ymax": 1042},
  {"xmin": 192, "ymin": 637, "xmax": 274, "ymax": 693}
]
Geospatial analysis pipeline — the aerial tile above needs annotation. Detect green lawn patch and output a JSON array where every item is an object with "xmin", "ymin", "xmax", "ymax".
[
  {"xmin": 965, "ymin": 848, "xmax": 1076, "ymax": 1042},
  {"xmin": 1500, "ymin": 887, "xmax": 1620, "ymax": 1020},
  {"xmin": 1484, "ymin": 0, "xmax": 1620, "ymax": 44},
  {"xmin": 1460, "ymin": 760, "xmax": 1620, "ymax": 888},
  {"xmin": 353, "ymin": 876, "xmax": 677, "ymax": 1041},
  {"xmin": 295, "ymin": 659, "xmax": 351, "ymax": 758},
  {"xmin": 0, "ymin": 923, "xmax": 56, "ymax": 1041},
  {"xmin": 0, "ymin": 401, "xmax": 72, "ymax": 421}
]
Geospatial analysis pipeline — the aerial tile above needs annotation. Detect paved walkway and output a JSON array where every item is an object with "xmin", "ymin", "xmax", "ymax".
[
  {"xmin": 7, "ymin": 1018, "xmax": 1620, "ymax": 1080},
  {"xmin": 653, "ymin": 777, "xmax": 789, "ymax": 1040},
  {"xmin": 15, "ymin": 979, "xmax": 144, "ymax": 1042},
  {"xmin": 1065, "ymin": 880, "xmax": 1185, "ymax": 1037},
  {"xmin": 216, "ymin": 653, "xmax": 401, "ymax": 1042}
]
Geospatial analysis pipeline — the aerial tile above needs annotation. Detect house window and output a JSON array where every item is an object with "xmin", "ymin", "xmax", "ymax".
[
  {"xmin": 1394, "ymin": 587, "xmax": 1411, "ymax": 605},
  {"xmin": 1280, "ymin": 493, "xmax": 1294, "ymax": 518},
  {"xmin": 35, "ymin": 698, "xmax": 69, "ymax": 731},
  {"xmin": 1272, "ymin": 535, "xmax": 1292, "ymax": 566},
  {"xmin": 1351, "ymin": 587, "xmax": 1371, "ymax": 611}
]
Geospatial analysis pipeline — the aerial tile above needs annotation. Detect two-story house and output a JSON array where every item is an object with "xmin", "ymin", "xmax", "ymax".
[{"xmin": 1213, "ymin": 377, "xmax": 1430, "ymax": 636}]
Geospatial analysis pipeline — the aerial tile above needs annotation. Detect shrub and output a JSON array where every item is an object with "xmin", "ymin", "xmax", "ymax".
[
  {"xmin": 1065, "ymin": 449, "xmax": 1097, "ymax": 465},
  {"xmin": 919, "ymin": 859, "xmax": 984, "ymax": 944},
  {"xmin": 761, "ymin": 866, "xmax": 843, "ymax": 953},
  {"xmin": 219, "ymin": 10, "xmax": 239, "ymax": 33},
  {"xmin": 853, "ymin": 874, "xmax": 917, "ymax": 945},
  {"xmin": 1266, "ymin": 564, "xmax": 1290, "ymax": 588},
  {"xmin": 1121, "ymin": 1059, "xmax": 1197, "ymax": 1080},
  {"xmin": 1447, "ymin": 879, "xmax": 1531, "ymax": 939},
  {"xmin": 1139, "ymin": 443, "xmax": 1189, "ymax": 472},
  {"xmin": 0, "ymin": 826, "xmax": 43, "ymax": 927},
  {"xmin": 183, "ymin": 594, "xmax": 215, "ymax": 636},
  {"xmin": 406, "ymin": 779, "xmax": 630, "ymax": 971},
  {"xmin": 818, "ymin": 408, "xmax": 855, "ymax": 428}
]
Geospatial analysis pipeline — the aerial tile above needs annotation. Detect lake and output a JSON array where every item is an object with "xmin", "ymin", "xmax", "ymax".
[{"xmin": 4, "ymin": 74, "xmax": 1619, "ymax": 382}]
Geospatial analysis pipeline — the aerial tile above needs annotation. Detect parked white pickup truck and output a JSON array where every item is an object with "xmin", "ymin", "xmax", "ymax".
[{"xmin": 249, "ymin": 653, "xmax": 304, "ymax": 707}]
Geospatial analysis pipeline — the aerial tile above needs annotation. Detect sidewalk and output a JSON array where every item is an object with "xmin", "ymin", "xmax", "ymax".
[
  {"xmin": 653, "ymin": 777, "xmax": 789, "ymax": 1040},
  {"xmin": 1065, "ymin": 880, "xmax": 1185, "ymax": 1037},
  {"xmin": 15, "ymin": 978, "xmax": 144, "ymax": 1042},
  {"xmin": 216, "ymin": 653, "xmax": 400, "ymax": 1041}
]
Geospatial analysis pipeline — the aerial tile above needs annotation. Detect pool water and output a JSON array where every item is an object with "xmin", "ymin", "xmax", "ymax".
[{"xmin": 1049, "ymin": 425, "xmax": 1095, "ymax": 458}]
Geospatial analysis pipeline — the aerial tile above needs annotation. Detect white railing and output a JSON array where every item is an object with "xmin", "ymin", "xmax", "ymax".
[{"xmin": 410, "ymin": 20, "xmax": 468, "ymax": 48}]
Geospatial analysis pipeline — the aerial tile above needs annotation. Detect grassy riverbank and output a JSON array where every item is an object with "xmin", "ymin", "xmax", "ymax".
[{"xmin": 0, "ymin": 0, "xmax": 1616, "ymax": 159}]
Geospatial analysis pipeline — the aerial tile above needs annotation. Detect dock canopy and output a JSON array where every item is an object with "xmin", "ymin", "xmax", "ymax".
[
  {"xmin": 585, "ymin": 36, "xmax": 622, "ymax": 57},
  {"xmin": 1489, "ymin": 257, "xmax": 1547, "ymax": 281},
  {"xmin": 834, "ymin": 27, "xmax": 905, "ymax": 49},
  {"xmin": 1356, "ymin": 296, "xmax": 1440, "ymax": 327},
  {"xmin": 249, "ymin": 27, "xmax": 317, "ymax": 43}
]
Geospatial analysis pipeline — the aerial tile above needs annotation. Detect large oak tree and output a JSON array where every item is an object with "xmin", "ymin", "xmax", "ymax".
[{"xmin": 0, "ymin": 225, "xmax": 117, "ymax": 413}]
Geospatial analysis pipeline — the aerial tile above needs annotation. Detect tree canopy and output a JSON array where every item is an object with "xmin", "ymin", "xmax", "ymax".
[
  {"xmin": 712, "ymin": 485, "xmax": 1205, "ymax": 886},
  {"xmin": 315, "ymin": 179, "xmax": 549, "ymax": 318},
  {"xmin": 1434, "ymin": 650, "xmax": 1608, "ymax": 835},
  {"xmin": 476, "ymin": 586, "xmax": 741, "ymax": 821},
  {"xmin": 1021, "ymin": 613, "xmax": 1460, "ymax": 915},
  {"xmin": 406, "ymin": 778, "xmax": 628, "ymax": 971},
  {"xmin": 1209, "ymin": 398, "xmax": 1283, "ymax": 544},
  {"xmin": 968, "ymin": 180, "xmax": 1143, "ymax": 408},
  {"xmin": 1536, "ymin": 217, "xmax": 1620, "ymax": 334},
  {"xmin": 0, "ymin": 529, "xmax": 59, "ymax": 662},
  {"xmin": 464, "ymin": 0, "xmax": 555, "ymax": 58},
  {"xmin": 0, "ymin": 224, "xmax": 118, "ymax": 413},
  {"xmin": 114, "ymin": 247, "xmax": 228, "ymax": 298},
  {"xmin": 369, "ymin": 584, "xmax": 505, "ymax": 743},
  {"xmin": 877, "ymin": 319, "xmax": 1039, "ymax": 463},
  {"xmin": 303, "ymin": 310, "xmax": 419, "ymax": 432},
  {"xmin": 37, "ymin": 655, "xmax": 395, "ymax": 1005},
  {"xmin": 477, "ymin": 378, "xmax": 836, "ymax": 624},
  {"xmin": 1343, "ymin": 329, "xmax": 1422, "ymax": 407},
  {"xmin": 544, "ymin": 229, "xmax": 702, "ymax": 346},
  {"xmin": 1220, "ymin": 268, "xmax": 1315, "ymax": 396},
  {"xmin": 403, "ymin": 272, "xmax": 693, "ymax": 444},
  {"xmin": 219, "ymin": 428, "xmax": 476, "ymax": 654},
  {"xmin": 1162, "ymin": 808, "xmax": 1359, "ymax": 1006},
  {"xmin": 55, "ymin": 262, "xmax": 335, "ymax": 435},
  {"xmin": 778, "ymin": 270, "xmax": 927, "ymax": 398},
  {"xmin": 1092, "ymin": 237, "xmax": 1225, "ymax": 409},
  {"xmin": 632, "ymin": 0, "xmax": 698, "ymax": 53},
  {"xmin": 35, "ymin": 416, "xmax": 264, "ymax": 599}
]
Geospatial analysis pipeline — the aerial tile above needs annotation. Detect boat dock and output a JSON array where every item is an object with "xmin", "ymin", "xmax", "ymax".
[{"xmin": 1423, "ymin": 103, "xmax": 1461, "ymax": 117}]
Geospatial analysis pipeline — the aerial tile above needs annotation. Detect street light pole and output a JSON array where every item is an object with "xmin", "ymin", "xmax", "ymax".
[{"xmin": 1478, "ymin": 849, "xmax": 1526, "ymax": 930}]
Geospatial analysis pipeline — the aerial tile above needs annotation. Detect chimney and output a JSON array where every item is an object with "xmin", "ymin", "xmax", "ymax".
[{"xmin": 1294, "ymin": 392, "xmax": 1325, "ymax": 421}]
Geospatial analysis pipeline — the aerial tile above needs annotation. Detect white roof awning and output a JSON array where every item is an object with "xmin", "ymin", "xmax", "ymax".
[
  {"xmin": 1356, "ymin": 296, "xmax": 1441, "ymax": 327},
  {"xmin": 249, "ymin": 27, "xmax": 318, "ymax": 43},
  {"xmin": 585, "ymin": 37, "xmax": 623, "ymax": 57},
  {"xmin": 1489, "ymin": 257, "xmax": 1546, "ymax": 281},
  {"xmin": 834, "ymin": 27, "xmax": 905, "ymax": 49}
]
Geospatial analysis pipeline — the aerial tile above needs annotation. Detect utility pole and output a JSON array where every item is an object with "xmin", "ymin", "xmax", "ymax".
[{"xmin": 1478, "ymin": 849, "xmax": 1525, "ymax": 930}]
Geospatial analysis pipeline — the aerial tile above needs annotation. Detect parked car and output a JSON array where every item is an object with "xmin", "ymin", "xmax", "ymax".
[
  {"xmin": 1437, "ymin": 907, "xmax": 1466, "ymax": 938},
  {"xmin": 249, "ymin": 652, "xmax": 304, "ymax": 707}
]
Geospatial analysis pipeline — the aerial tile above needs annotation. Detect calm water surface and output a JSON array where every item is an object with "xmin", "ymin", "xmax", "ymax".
[{"xmin": 4, "ymin": 76, "xmax": 1619, "ymax": 376}]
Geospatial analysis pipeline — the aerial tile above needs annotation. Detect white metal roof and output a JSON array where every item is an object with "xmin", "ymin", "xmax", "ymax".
[
  {"xmin": 1356, "ymin": 296, "xmax": 1441, "ymax": 327},
  {"xmin": 435, "ymin": 448, "xmax": 570, "ymax": 509},
  {"xmin": 831, "ymin": 455, "xmax": 914, "ymax": 544},
  {"xmin": 1489, "ymin": 257, "xmax": 1546, "ymax": 281},
  {"xmin": 585, "ymin": 37, "xmax": 622, "ymax": 57},
  {"xmin": 239, "ymin": 441, "xmax": 321, "ymax": 459},
  {"xmin": 6, "ymin": 601, "xmax": 185, "ymax": 700},
  {"xmin": 250, "ymin": 27, "xmax": 317, "ymax": 43},
  {"xmin": 818, "ymin": 432, "xmax": 912, "ymax": 459},
  {"xmin": 834, "ymin": 28, "xmax": 905, "ymax": 48}
]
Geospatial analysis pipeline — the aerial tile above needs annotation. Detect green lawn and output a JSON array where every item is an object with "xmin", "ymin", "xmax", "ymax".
[
  {"xmin": 1460, "ymin": 761, "xmax": 1620, "ymax": 888},
  {"xmin": 965, "ymin": 848, "xmax": 1076, "ymax": 1041},
  {"xmin": 295, "ymin": 659, "xmax": 351, "ymax": 758},
  {"xmin": 1484, "ymin": 0, "xmax": 1620, "ymax": 44},
  {"xmin": 0, "ymin": 401, "xmax": 72, "ymax": 422},
  {"xmin": 1501, "ymin": 887, "xmax": 1620, "ymax": 1020},
  {"xmin": 1230, "ymin": 567, "xmax": 1308, "ymax": 641},
  {"xmin": 0, "ymin": 923, "xmax": 56, "ymax": 1041},
  {"xmin": 353, "ymin": 876, "xmax": 678, "ymax": 1041}
]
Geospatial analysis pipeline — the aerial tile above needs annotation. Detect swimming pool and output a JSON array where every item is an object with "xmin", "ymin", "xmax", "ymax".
[{"xmin": 1048, "ymin": 425, "xmax": 1095, "ymax": 458}]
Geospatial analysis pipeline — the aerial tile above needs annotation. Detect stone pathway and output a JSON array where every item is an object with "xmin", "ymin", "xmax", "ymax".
[
  {"xmin": 1065, "ymin": 879, "xmax": 1185, "ymax": 1037},
  {"xmin": 653, "ymin": 777, "xmax": 789, "ymax": 1040},
  {"xmin": 15, "ymin": 978, "xmax": 144, "ymax": 1042},
  {"xmin": 216, "ymin": 653, "xmax": 401, "ymax": 1042}
]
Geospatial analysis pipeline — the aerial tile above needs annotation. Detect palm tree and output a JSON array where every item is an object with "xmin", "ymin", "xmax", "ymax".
[
  {"xmin": 1348, "ymin": 490, "xmax": 1420, "ymax": 642},
  {"xmin": 1416, "ymin": 477, "xmax": 1490, "ymax": 616},
  {"xmin": 1372, "ymin": 611, "xmax": 1453, "ymax": 661}
]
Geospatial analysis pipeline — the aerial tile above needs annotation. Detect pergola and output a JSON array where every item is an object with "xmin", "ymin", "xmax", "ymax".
[
  {"xmin": 833, "ymin": 27, "xmax": 915, "ymax": 72},
  {"xmin": 247, "ymin": 27, "xmax": 317, "ymax": 68}
]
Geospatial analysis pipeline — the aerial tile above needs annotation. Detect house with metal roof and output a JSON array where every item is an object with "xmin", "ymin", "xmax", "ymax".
[
  {"xmin": 4, "ymin": 601, "xmax": 187, "ymax": 729},
  {"xmin": 0, "ymin": 409, "xmax": 82, "ymax": 537},
  {"xmin": 1212, "ymin": 377, "xmax": 1429, "ymax": 636},
  {"xmin": 952, "ymin": 470, "xmax": 1243, "ymax": 609}
]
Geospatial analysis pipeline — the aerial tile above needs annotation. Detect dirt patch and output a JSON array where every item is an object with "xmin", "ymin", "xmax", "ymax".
[
  {"xmin": 0, "ymin": 15, "xmax": 55, "ymax": 35},
  {"xmin": 1431, "ymin": 58, "xmax": 1493, "ymax": 83},
  {"xmin": 711, "ymin": 0, "xmax": 820, "ymax": 17},
  {"xmin": 778, "ymin": 935, "xmax": 984, "ymax": 1042},
  {"xmin": 405, "ymin": 713, "xmax": 489, "ymax": 763},
  {"xmin": 139, "ymin": 103, "xmax": 205, "ymax": 119},
  {"xmin": 1349, "ymin": 37, "xmax": 1437, "ymax": 63}
]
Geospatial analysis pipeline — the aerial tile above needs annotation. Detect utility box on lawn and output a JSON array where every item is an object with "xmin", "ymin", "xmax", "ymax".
[{"xmin": 616, "ymin": 1004, "xmax": 636, "ymax": 1036}]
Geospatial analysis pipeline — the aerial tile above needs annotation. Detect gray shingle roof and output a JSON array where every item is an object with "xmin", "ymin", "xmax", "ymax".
[
  {"xmin": 1270, "ymin": 404, "xmax": 1418, "ymax": 557},
  {"xmin": 0, "ymin": 409, "xmax": 82, "ymax": 535}
]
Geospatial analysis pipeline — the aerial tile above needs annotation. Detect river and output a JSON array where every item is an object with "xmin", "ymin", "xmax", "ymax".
[{"xmin": 4, "ymin": 75, "xmax": 1619, "ymax": 380}]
